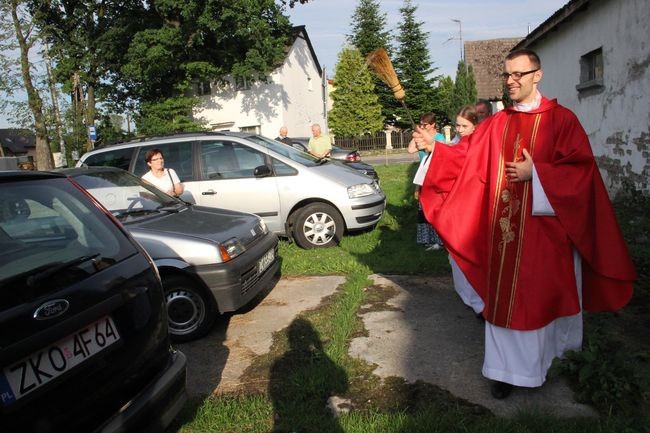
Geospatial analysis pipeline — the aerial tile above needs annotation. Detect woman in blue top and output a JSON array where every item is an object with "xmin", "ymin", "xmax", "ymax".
[{"xmin": 408, "ymin": 112, "xmax": 446, "ymax": 250}]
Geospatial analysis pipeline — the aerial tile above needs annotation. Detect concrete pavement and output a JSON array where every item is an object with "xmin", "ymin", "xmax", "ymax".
[
  {"xmin": 177, "ymin": 274, "xmax": 596, "ymax": 418},
  {"xmin": 362, "ymin": 150, "xmax": 419, "ymax": 165},
  {"xmin": 351, "ymin": 274, "xmax": 596, "ymax": 418}
]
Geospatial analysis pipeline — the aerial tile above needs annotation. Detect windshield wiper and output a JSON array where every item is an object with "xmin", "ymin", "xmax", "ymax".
[
  {"xmin": 112, "ymin": 208, "xmax": 159, "ymax": 219},
  {"xmin": 156, "ymin": 202, "xmax": 185, "ymax": 213},
  {"xmin": 315, "ymin": 157, "xmax": 330, "ymax": 165},
  {"xmin": 27, "ymin": 253, "xmax": 100, "ymax": 288}
]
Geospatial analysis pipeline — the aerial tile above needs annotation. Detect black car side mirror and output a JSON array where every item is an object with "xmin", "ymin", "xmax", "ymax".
[{"xmin": 253, "ymin": 165, "xmax": 272, "ymax": 178}]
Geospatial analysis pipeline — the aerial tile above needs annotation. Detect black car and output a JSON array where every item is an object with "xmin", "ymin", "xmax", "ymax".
[
  {"xmin": 285, "ymin": 137, "xmax": 380, "ymax": 182},
  {"xmin": 0, "ymin": 170, "xmax": 186, "ymax": 432}
]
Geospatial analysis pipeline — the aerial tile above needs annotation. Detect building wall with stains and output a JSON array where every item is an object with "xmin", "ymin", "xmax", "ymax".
[{"xmin": 524, "ymin": 0, "xmax": 649, "ymax": 194}]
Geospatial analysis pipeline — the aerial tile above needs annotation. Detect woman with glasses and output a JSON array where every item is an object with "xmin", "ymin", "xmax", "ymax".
[
  {"xmin": 142, "ymin": 148, "xmax": 184, "ymax": 197},
  {"xmin": 408, "ymin": 113, "xmax": 446, "ymax": 251}
]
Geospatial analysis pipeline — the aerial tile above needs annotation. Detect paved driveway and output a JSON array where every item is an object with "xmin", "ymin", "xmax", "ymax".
[{"xmin": 176, "ymin": 274, "xmax": 596, "ymax": 418}]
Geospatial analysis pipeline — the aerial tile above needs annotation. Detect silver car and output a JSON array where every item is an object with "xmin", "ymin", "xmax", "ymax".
[
  {"xmin": 77, "ymin": 132, "xmax": 386, "ymax": 249},
  {"xmin": 60, "ymin": 166, "xmax": 280, "ymax": 342}
]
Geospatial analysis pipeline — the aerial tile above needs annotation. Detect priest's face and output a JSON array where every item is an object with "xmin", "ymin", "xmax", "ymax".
[{"xmin": 504, "ymin": 55, "xmax": 542, "ymax": 104}]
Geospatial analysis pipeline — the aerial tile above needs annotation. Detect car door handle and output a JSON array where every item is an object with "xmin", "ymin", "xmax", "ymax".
[{"xmin": 202, "ymin": 190, "xmax": 217, "ymax": 195}]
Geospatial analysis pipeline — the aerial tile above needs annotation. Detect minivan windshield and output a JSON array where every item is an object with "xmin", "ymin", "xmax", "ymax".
[{"xmin": 244, "ymin": 134, "xmax": 326, "ymax": 167}]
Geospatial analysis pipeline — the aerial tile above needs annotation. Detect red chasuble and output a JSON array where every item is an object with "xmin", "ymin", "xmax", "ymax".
[{"xmin": 420, "ymin": 97, "xmax": 636, "ymax": 330}]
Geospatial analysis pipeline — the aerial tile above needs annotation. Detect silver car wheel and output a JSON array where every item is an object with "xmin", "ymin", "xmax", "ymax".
[
  {"xmin": 303, "ymin": 212, "xmax": 335, "ymax": 245},
  {"xmin": 293, "ymin": 203, "xmax": 344, "ymax": 249}
]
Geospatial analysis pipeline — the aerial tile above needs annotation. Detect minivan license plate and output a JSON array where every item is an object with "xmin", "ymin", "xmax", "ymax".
[
  {"xmin": 0, "ymin": 316, "xmax": 120, "ymax": 406},
  {"xmin": 257, "ymin": 248, "xmax": 275, "ymax": 275}
]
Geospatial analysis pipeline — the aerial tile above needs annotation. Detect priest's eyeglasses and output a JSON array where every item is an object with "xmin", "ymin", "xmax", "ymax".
[{"xmin": 500, "ymin": 69, "xmax": 539, "ymax": 81}]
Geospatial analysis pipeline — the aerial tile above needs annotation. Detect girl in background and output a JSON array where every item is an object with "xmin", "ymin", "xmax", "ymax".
[{"xmin": 408, "ymin": 112, "xmax": 446, "ymax": 250}]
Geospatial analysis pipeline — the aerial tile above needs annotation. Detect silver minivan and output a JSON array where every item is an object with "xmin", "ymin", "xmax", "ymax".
[{"xmin": 77, "ymin": 132, "xmax": 386, "ymax": 248}]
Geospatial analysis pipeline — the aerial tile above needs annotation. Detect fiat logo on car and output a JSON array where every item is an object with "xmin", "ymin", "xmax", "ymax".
[{"xmin": 33, "ymin": 299, "xmax": 70, "ymax": 320}]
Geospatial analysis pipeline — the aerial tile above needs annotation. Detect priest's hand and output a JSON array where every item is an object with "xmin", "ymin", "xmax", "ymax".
[
  {"xmin": 413, "ymin": 126, "xmax": 435, "ymax": 153},
  {"xmin": 505, "ymin": 149, "xmax": 533, "ymax": 182}
]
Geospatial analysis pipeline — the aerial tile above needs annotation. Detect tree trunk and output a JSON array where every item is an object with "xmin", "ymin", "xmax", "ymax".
[
  {"xmin": 11, "ymin": 0, "xmax": 53, "ymax": 170},
  {"xmin": 44, "ymin": 42, "xmax": 66, "ymax": 166}
]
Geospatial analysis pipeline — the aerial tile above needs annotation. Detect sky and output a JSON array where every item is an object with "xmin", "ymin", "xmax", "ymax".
[
  {"xmin": 0, "ymin": 0, "xmax": 569, "ymax": 129},
  {"xmin": 286, "ymin": 0, "xmax": 569, "ymax": 79}
]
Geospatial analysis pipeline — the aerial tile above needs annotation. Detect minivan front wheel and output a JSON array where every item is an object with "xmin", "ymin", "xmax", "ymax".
[
  {"xmin": 292, "ymin": 203, "xmax": 344, "ymax": 249},
  {"xmin": 163, "ymin": 275, "xmax": 216, "ymax": 342}
]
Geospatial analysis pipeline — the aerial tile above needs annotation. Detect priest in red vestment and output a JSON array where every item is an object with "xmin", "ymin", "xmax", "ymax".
[{"xmin": 415, "ymin": 49, "xmax": 636, "ymax": 399}]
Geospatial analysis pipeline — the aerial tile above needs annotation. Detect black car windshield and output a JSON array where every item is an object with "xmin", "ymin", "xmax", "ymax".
[
  {"xmin": 70, "ymin": 170, "xmax": 182, "ymax": 221},
  {"xmin": 0, "ymin": 178, "xmax": 134, "ymax": 292},
  {"xmin": 245, "ymin": 134, "xmax": 325, "ymax": 167}
]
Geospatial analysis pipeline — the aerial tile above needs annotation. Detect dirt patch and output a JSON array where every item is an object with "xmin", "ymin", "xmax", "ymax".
[{"xmin": 176, "ymin": 276, "xmax": 344, "ymax": 397}]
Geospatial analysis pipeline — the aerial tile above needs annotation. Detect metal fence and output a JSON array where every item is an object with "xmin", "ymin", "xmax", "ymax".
[{"xmin": 334, "ymin": 131, "xmax": 414, "ymax": 151}]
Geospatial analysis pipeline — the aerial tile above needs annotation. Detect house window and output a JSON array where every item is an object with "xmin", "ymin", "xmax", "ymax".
[
  {"xmin": 576, "ymin": 47, "xmax": 604, "ymax": 92},
  {"xmin": 195, "ymin": 81, "xmax": 211, "ymax": 96},
  {"xmin": 308, "ymin": 77, "xmax": 313, "ymax": 92},
  {"xmin": 235, "ymin": 77, "xmax": 252, "ymax": 91},
  {"xmin": 240, "ymin": 125, "xmax": 260, "ymax": 134}
]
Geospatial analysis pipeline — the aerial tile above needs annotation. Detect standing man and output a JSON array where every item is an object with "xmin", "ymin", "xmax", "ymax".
[
  {"xmin": 275, "ymin": 126, "xmax": 292, "ymax": 145},
  {"xmin": 308, "ymin": 124, "xmax": 332, "ymax": 158},
  {"xmin": 475, "ymin": 99, "xmax": 493, "ymax": 123},
  {"xmin": 414, "ymin": 49, "xmax": 636, "ymax": 399}
]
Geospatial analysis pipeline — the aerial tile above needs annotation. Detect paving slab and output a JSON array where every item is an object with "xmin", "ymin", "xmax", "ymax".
[
  {"xmin": 349, "ymin": 274, "xmax": 597, "ymax": 418},
  {"xmin": 177, "ymin": 276, "xmax": 344, "ymax": 397}
]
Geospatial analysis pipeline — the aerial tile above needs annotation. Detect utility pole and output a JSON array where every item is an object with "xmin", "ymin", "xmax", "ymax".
[
  {"xmin": 322, "ymin": 65, "xmax": 329, "ymax": 129},
  {"xmin": 452, "ymin": 19, "xmax": 463, "ymax": 61},
  {"xmin": 444, "ymin": 19, "xmax": 464, "ymax": 62}
]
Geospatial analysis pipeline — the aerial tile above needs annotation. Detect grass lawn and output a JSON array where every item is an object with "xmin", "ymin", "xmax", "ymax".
[{"xmin": 168, "ymin": 163, "xmax": 649, "ymax": 433}]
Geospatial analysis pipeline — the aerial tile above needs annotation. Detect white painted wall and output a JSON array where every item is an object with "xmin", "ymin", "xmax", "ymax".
[
  {"xmin": 194, "ymin": 29, "xmax": 327, "ymax": 140},
  {"xmin": 530, "ymin": 0, "xmax": 650, "ymax": 192},
  {"xmin": 280, "ymin": 35, "xmax": 328, "ymax": 138}
]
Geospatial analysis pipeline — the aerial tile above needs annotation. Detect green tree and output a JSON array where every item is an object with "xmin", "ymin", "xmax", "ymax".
[
  {"xmin": 452, "ymin": 60, "xmax": 478, "ymax": 117},
  {"xmin": 31, "ymin": 0, "xmax": 153, "ymax": 151},
  {"xmin": 347, "ymin": 0, "xmax": 393, "ymax": 125},
  {"xmin": 95, "ymin": 113, "xmax": 131, "ymax": 147},
  {"xmin": 1, "ymin": 0, "xmax": 53, "ymax": 169},
  {"xmin": 31, "ymin": 0, "xmax": 296, "ymax": 136},
  {"xmin": 135, "ymin": 97, "xmax": 206, "ymax": 137},
  {"xmin": 0, "ymin": 5, "xmax": 24, "ymax": 132},
  {"xmin": 328, "ymin": 48, "xmax": 383, "ymax": 137},
  {"xmin": 392, "ymin": 0, "xmax": 439, "ymax": 130},
  {"xmin": 436, "ymin": 75, "xmax": 455, "ymax": 126},
  {"xmin": 123, "ymin": 0, "xmax": 294, "ymax": 133},
  {"xmin": 122, "ymin": 0, "xmax": 292, "ymax": 101}
]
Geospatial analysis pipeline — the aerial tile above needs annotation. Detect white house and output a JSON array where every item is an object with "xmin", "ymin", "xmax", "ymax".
[
  {"xmin": 513, "ymin": 0, "xmax": 650, "ymax": 193},
  {"xmin": 193, "ymin": 26, "xmax": 328, "ymax": 139}
]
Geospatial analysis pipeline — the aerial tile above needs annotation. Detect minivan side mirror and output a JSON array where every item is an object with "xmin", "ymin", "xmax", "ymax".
[{"xmin": 253, "ymin": 165, "xmax": 272, "ymax": 178}]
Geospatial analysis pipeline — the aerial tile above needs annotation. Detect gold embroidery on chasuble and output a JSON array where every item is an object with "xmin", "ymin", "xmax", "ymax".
[{"xmin": 487, "ymin": 113, "xmax": 542, "ymax": 327}]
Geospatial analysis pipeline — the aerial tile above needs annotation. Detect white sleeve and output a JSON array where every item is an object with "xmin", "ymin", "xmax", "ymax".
[
  {"xmin": 412, "ymin": 152, "xmax": 431, "ymax": 186},
  {"xmin": 168, "ymin": 168, "xmax": 181, "ymax": 183},
  {"xmin": 531, "ymin": 165, "xmax": 556, "ymax": 216}
]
